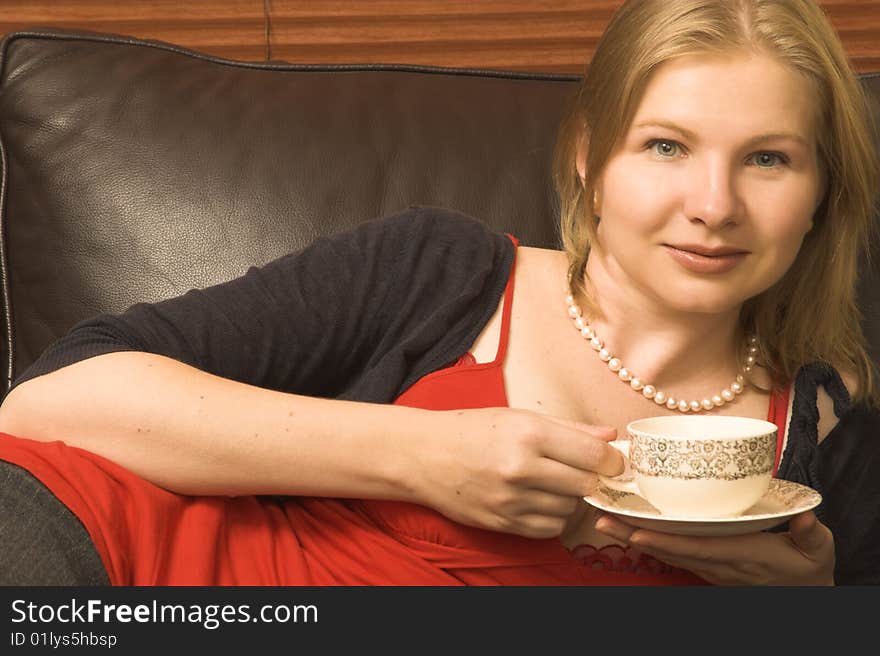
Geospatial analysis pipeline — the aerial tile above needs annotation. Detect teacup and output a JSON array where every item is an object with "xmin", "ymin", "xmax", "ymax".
[{"xmin": 599, "ymin": 415, "xmax": 778, "ymax": 518}]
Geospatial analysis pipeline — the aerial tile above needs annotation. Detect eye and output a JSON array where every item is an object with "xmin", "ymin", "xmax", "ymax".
[
  {"xmin": 748, "ymin": 152, "xmax": 788, "ymax": 168},
  {"xmin": 646, "ymin": 139, "xmax": 684, "ymax": 159}
]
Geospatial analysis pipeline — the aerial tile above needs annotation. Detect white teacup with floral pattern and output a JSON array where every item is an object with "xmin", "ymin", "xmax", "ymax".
[{"xmin": 599, "ymin": 415, "xmax": 778, "ymax": 518}]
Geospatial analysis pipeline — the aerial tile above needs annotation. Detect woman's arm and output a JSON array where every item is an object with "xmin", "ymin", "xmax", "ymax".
[
  {"xmin": 0, "ymin": 350, "xmax": 428, "ymax": 499},
  {"xmin": 0, "ymin": 208, "xmax": 488, "ymax": 497},
  {"xmin": 0, "ymin": 208, "xmax": 625, "ymax": 535},
  {"xmin": 0, "ymin": 350, "xmax": 623, "ymax": 538}
]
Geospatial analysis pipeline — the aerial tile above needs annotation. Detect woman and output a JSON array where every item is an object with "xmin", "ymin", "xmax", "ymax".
[{"xmin": 0, "ymin": 0, "xmax": 877, "ymax": 585}]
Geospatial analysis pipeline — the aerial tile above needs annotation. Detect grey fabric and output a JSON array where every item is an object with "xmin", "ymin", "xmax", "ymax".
[
  {"xmin": 0, "ymin": 460, "xmax": 109, "ymax": 586},
  {"xmin": 777, "ymin": 362, "xmax": 880, "ymax": 585}
]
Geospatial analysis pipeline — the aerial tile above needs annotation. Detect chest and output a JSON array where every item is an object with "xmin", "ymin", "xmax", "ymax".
[{"xmin": 500, "ymin": 320, "xmax": 772, "ymax": 430}]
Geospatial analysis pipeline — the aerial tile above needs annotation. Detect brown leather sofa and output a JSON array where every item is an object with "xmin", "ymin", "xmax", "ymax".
[{"xmin": 1, "ymin": 29, "xmax": 879, "ymax": 395}]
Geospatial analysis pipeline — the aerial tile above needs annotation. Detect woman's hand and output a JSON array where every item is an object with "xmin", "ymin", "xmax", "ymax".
[
  {"xmin": 595, "ymin": 510, "xmax": 835, "ymax": 585},
  {"xmin": 408, "ymin": 407, "xmax": 624, "ymax": 539}
]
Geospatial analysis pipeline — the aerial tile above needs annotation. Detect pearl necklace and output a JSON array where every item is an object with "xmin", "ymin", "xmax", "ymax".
[{"xmin": 565, "ymin": 294, "xmax": 757, "ymax": 413}]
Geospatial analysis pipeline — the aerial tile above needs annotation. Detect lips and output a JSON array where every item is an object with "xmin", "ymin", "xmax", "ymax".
[
  {"xmin": 666, "ymin": 243, "xmax": 750, "ymax": 257},
  {"xmin": 663, "ymin": 244, "xmax": 749, "ymax": 274}
]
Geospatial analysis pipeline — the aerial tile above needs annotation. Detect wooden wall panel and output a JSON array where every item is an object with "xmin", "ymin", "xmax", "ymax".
[
  {"xmin": 266, "ymin": 0, "xmax": 880, "ymax": 73},
  {"xmin": 266, "ymin": 0, "xmax": 617, "ymax": 73},
  {"xmin": 0, "ymin": 0, "xmax": 267, "ymax": 61},
  {"xmin": 0, "ymin": 0, "xmax": 877, "ymax": 74},
  {"xmin": 823, "ymin": 0, "xmax": 880, "ymax": 72}
]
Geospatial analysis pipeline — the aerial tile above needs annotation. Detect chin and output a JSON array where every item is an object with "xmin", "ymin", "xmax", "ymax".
[{"xmin": 649, "ymin": 283, "xmax": 752, "ymax": 316}]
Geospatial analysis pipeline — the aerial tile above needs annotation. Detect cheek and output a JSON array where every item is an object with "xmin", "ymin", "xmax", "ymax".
[
  {"xmin": 749, "ymin": 209, "xmax": 815, "ymax": 288},
  {"xmin": 754, "ymin": 186, "xmax": 817, "ymax": 251},
  {"xmin": 598, "ymin": 158, "xmax": 669, "ymax": 229}
]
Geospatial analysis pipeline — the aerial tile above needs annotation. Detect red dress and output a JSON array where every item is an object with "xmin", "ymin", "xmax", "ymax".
[{"xmin": 0, "ymin": 238, "xmax": 790, "ymax": 585}]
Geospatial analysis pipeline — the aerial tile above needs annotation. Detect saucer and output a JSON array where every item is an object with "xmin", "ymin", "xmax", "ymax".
[{"xmin": 583, "ymin": 479, "xmax": 822, "ymax": 537}]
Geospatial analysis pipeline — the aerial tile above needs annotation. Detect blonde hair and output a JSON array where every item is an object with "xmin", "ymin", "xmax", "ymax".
[{"xmin": 553, "ymin": 0, "xmax": 880, "ymax": 406}]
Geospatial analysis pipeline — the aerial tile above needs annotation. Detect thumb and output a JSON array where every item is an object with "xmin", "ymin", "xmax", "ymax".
[{"xmin": 789, "ymin": 511, "xmax": 830, "ymax": 555}]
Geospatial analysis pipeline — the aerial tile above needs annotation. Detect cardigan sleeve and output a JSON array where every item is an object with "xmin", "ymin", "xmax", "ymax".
[
  {"xmin": 778, "ymin": 362, "xmax": 880, "ymax": 585},
  {"xmin": 9, "ymin": 206, "xmax": 514, "ymax": 401}
]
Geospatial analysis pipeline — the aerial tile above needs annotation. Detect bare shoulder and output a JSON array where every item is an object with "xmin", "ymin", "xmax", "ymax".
[
  {"xmin": 469, "ymin": 246, "xmax": 566, "ymax": 362},
  {"xmin": 516, "ymin": 245, "xmax": 567, "ymax": 263},
  {"xmin": 508, "ymin": 246, "xmax": 570, "ymax": 325},
  {"xmin": 514, "ymin": 246, "xmax": 568, "ymax": 289},
  {"xmin": 816, "ymin": 367, "xmax": 859, "ymax": 444},
  {"xmin": 511, "ymin": 246, "xmax": 571, "ymax": 318}
]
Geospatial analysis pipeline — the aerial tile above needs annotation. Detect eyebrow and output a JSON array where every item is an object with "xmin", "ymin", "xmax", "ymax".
[{"xmin": 632, "ymin": 120, "xmax": 812, "ymax": 148}]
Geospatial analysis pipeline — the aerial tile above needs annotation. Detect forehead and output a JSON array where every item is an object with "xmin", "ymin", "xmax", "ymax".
[{"xmin": 630, "ymin": 52, "xmax": 818, "ymax": 139}]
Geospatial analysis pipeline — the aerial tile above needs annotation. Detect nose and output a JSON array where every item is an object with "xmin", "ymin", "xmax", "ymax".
[{"xmin": 682, "ymin": 156, "xmax": 741, "ymax": 228}]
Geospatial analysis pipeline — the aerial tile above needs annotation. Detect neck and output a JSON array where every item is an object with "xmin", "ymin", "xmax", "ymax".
[{"xmin": 581, "ymin": 252, "xmax": 745, "ymax": 395}]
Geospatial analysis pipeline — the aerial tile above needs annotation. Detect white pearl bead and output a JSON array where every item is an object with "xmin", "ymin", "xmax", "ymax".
[{"xmin": 567, "ymin": 303, "xmax": 754, "ymax": 416}]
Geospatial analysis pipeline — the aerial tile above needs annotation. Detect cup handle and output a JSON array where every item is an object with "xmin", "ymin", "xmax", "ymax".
[{"xmin": 598, "ymin": 440, "xmax": 640, "ymax": 495}]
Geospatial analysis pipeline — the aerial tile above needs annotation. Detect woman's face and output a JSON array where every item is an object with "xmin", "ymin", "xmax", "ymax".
[{"xmin": 589, "ymin": 52, "xmax": 823, "ymax": 315}]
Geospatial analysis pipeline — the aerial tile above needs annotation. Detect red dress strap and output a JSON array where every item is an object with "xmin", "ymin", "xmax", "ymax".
[
  {"xmin": 491, "ymin": 234, "xmax": 519, "ymax": 365},
  {"xmin": 767, "ymin": 381, "xmax": 792, "ymax": 477},
  {"xmin": 392, "ymin": 234, "xmax": 518, "ymax": 409}
]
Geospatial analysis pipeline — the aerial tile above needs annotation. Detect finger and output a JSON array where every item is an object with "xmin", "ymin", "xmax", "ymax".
[
  {"xmin": 598, "ymin": 515, "xmax": 764, "ymax": 566},
  {"xmin": 595, "ymin": 516, "xmax": 730, "ymax": 581},
  {"xmin": 628, "ymin": 532, "xmax": 743, "ymax": 565},
  {"xmin": 520, "ymin": 457, "xmax": 600, "ymax": 497},
  {"xmin": 506, "ymin": 513, "xmax": 568, "ymax": 539},
  {"xmin": 540, "ymin": 414, "xmax": 618, "ymax": 441},
  {"xmin": 506, "ymin": 488, "xmax": 582, "ymax": 518},
  {"xmin": 536, "ymin": 422, "xmax": 625, "ymax": 477},
  {"xmin": 633, "ymin": 548, "xmax": 739, "ymax": 585},
  {"xmin": 594, "ymin": 513, "xmax": 638, "ymax": 543},
  {"xmin": 630, "ymin": 541, "xmax": 763, "ymax": 585},
  {"xmin": 788, "ymin": 511, "xmax": 831, "ymax": 557},
  {"xmin": 604, "ymin": 533, "xmax": 737, "ymax": 582}
]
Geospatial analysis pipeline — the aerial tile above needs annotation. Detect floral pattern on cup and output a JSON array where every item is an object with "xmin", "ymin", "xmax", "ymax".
[{"xmin": 630, "ymin": 433, "xmax": 775, "ymax": 481}]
